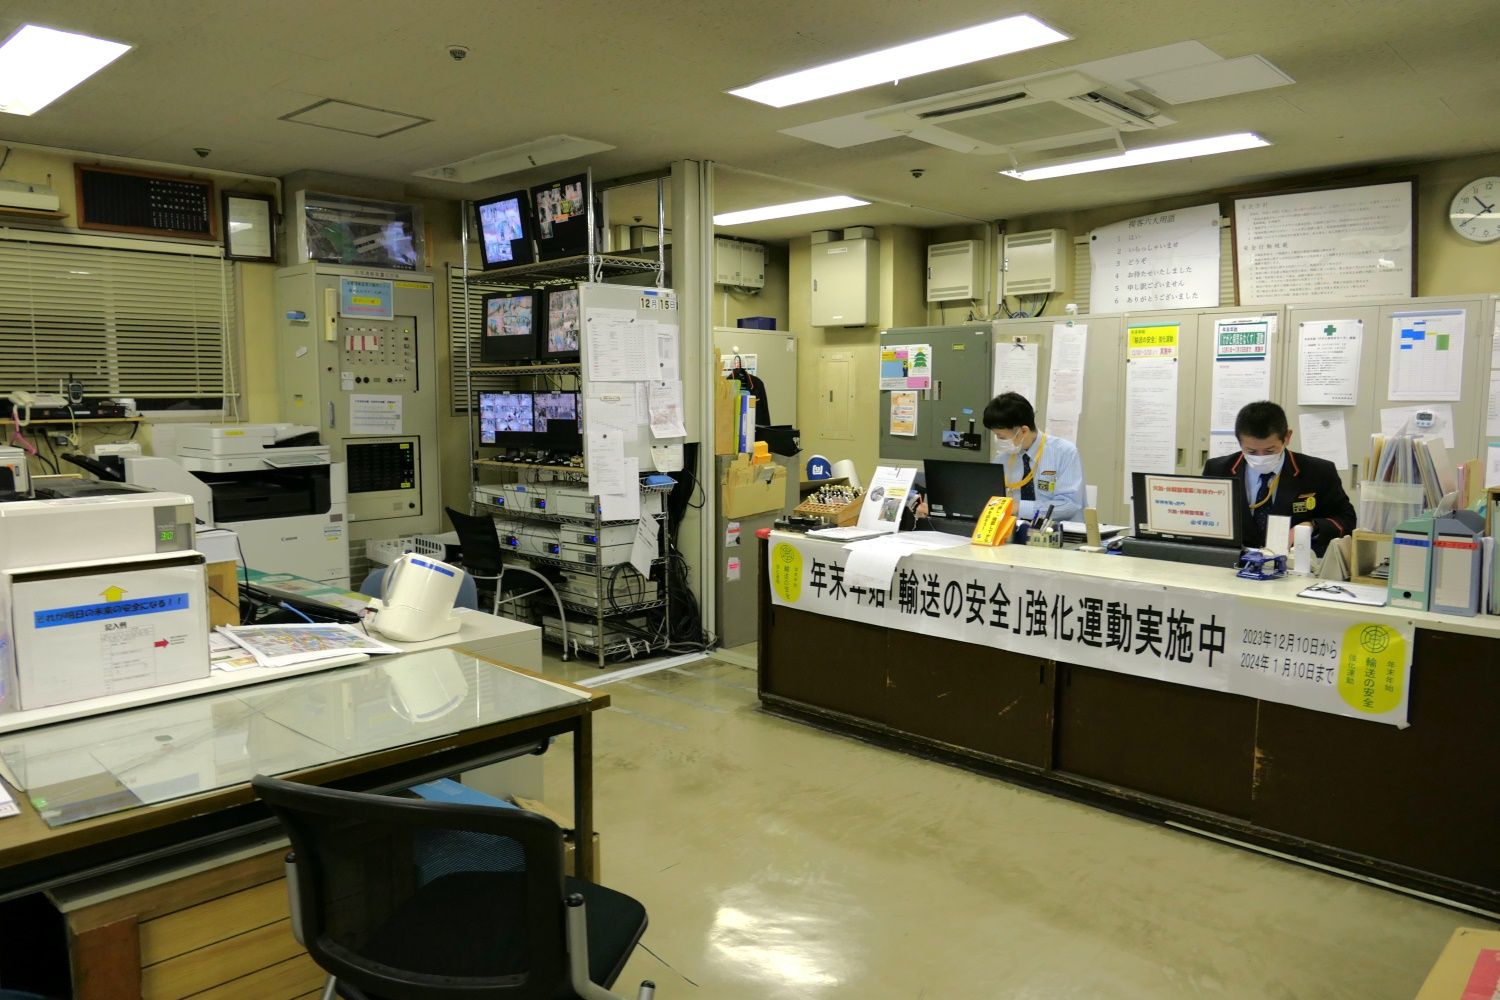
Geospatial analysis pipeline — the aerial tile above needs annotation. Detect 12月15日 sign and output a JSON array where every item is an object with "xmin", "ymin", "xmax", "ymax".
[{"xmin": 769, "ymin": 537, "xmax": 1415, "ymax": 727}]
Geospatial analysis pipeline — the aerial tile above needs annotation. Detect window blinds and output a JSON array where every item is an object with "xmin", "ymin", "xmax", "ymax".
[{"xmin": 0, "ymin": 230, "xmax": 235, "ymax": 404}]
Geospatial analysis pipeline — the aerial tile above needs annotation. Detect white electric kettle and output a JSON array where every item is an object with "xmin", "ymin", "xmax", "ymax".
[{"xmin": 369, "ymin": 553, "xmax": 463, "ymax": 642}]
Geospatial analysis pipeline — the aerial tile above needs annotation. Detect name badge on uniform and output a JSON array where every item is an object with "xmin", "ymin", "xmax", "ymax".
[
  {"xmin": 1291, "ymin": 492, "xmax": 1316, "ymax": 514},
  {"xmin": 1039, "ymin": 470, "xmax": 1057, "ymax": 492}
]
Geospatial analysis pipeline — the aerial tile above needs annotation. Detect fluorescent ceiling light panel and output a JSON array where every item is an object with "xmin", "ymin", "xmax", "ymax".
[
  {"xmin": 729, "ymin": 14, "xmax": 1068, "ymax": 108},
  {"xmin": 714, "ymin": 195, "xmax": 869, "ymax": 226},
  {"xmin": 414, "ymin": 135, "xmax": 615, "ymax": 183},
  {"xmin": 1000, "ymin": 132, "xmax": 1269, "ymax": 180},
  {"xmin": 0, "ymin": 24, "xmax": 130, "ymax": 116}
]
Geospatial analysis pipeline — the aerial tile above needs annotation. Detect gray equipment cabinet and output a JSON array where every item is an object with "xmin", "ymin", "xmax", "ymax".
[{"xmin": 878, "ymin": 324, "xmax": 995, "ymax": 464}]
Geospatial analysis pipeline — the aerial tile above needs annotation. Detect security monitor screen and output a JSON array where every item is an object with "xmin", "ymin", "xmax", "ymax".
[
  {"xmin": 531, "ymin": 173, "xmax": 591, "ymax": 259},
  {"xmin": 478, "ymin": 391, "xmax": 535, "ymax": 444},
  {"xmin": 546, "ymin": 287, "xmax": 581, "ymax": 354},
  {"xmin": 485, "ymin": 293, "xmax": 534, "ymax": 339},
  {"xmin": 534, "ymin": 391, "xmax": 578, "ymax": 427},
  {"xmin": 477, "ymin": 191, "xmax": 533, "ymax": 268}
]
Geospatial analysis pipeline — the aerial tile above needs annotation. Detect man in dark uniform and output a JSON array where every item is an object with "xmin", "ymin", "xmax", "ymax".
[{"xmin": 1202, "ymin": 401, "xmax": 1356, "ymax": 556}]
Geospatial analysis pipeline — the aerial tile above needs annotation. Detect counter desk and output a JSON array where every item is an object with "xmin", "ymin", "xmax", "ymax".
[{"xmin": 757, "ymin": 531, "xmax": 1500, "ymax": 911}]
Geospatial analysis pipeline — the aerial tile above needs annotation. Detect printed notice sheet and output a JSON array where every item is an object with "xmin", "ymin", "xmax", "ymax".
[
  {"xmin": 1388, "ymin": 309, "xmax": 1466, "ymax": 402},
  {"xmin": 349, "ymin": 394, "xmax": 402, "ymax": 434},
  {"xmin": 1298, "ymin": 319, "xmax": 1362, "ymax": 406}
]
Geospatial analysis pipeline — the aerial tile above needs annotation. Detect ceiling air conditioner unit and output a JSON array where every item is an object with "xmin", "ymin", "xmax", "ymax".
[{"xmin": 867, "ymin": 70, "xmax": 1171, "ymax": 159}]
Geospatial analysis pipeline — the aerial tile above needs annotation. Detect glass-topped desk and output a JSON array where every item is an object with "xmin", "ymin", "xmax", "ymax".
[{"xmin": 0, "ymin": 648, "xmax": 609, "ymax": 897}]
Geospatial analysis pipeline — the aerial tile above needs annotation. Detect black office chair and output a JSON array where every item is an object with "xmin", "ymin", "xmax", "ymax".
[
  {"xmin": 253, "ymin": 775, "xmax": 655, "ymax": 1000},
  {"xmin": 445, "ymin": 506, "xmax": 572, "ymax": 660}
]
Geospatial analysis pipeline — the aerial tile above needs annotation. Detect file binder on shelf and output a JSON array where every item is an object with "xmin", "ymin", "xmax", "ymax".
[
  {"xmin": 1429, "ymin": 511, "xmax": 1485, "ymax": 617},
  {"xmin": 1387, "ymin": 515, "xmax": 1434, "ymax": 612}
]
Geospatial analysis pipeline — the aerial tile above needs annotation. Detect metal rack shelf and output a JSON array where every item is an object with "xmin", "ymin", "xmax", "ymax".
[
  {"xmin": 464, "ymin": 252, "xmax": 661, "ymax": 288},
  {"xmin": 473, "ymin": 460, "xmax": 585, "ymax": 475},
  {"xmin": 558, "ymin": 595, "xmax": 665, "ymax": 616},
  {"xmin": 472, "ymin": 499, "xmax": 637, "ymax": 528},
  {"xmin": 461, "ymin": 167, "xmax": 671, "ymax": 667},
  {"xmin": 468, "ymin": 362, "xmax": 582, "ymax": 376}
]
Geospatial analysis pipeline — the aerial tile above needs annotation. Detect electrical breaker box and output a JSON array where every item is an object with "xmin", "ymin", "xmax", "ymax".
[
  {"xmin": 810, "ymin": 237, "xmax": 879, "ymax": 327},
  {"xmin": 714, "ymin": 238, "xmax": 766, "ymax": 288},
  {"xmin": 927, "ymin": 240, "xmax": 984, "ymax": 302},
  {"xmin": 274, "ymin": 264, "xmax": 440, "ymax": 544},
  {"xmin": 1001, "ymin": 229, "xmax": 1069, "ymax": 296}
]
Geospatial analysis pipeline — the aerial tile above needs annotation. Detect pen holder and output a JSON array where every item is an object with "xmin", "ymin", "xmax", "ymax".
[{"xmin": 1034, "ymin": 526, "xmax": 1064, "ymax": 549}]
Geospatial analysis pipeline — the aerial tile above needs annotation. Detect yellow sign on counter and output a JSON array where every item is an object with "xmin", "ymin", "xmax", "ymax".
[{"xmin": 971, "ymin": 496, "xmax": 1016, "ymax": 546}]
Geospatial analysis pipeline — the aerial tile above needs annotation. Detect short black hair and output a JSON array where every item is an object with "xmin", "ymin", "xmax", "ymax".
[
  {"xmin": 983, "ymin": 392, "xmax": 1035, "ymax": 431},
  {"xmin": 1235, "ymin": 400, "xmax": 1289, "ymax": 440}
]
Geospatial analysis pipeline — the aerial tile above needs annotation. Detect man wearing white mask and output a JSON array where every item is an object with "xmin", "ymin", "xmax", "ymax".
[
  {"xmin": 984, "ymin": 391, "xmax": 1085, "ymax": 522},
  {"xmin": 1202, "ymin": 400, "xmax": 1356, "ymax": 556}
]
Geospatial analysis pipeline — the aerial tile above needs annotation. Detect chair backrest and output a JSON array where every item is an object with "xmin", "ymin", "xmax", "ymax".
[
  {"xmin": 446, "ymin": 506, "xmax": 507, "ymax": 579},
  {"xmin": 253, "ymin": 774, "xmax": 569, "ymax": 1000}
]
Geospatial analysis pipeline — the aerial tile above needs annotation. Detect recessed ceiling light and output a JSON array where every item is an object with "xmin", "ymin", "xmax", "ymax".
[
  {"xmin": 729, "ymin": 14, "xmax": 1068, "ymax": 108},
  {"xmin": 1000, "ymin": 132, "xmax": 1270, "ymax": 181},
  {"xmin": 714, "ymin": 195, "xmax": 870, "ymax": 226},
  {"xmin": 0, "ymin": 24, "xmax": 130, "ymax": 116}
]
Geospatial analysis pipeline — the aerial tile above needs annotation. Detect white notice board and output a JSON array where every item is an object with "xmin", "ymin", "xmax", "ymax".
[
  {"xmin": 1088, "ymin": 204, "xmax": 1221, "ymax": 313},
  {"xmin": 1233, "ymin": 181, "xmax": 1414, "ymax": 305}
]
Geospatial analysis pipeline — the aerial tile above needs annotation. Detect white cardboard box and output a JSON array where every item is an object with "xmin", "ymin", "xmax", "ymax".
[{"xmin": 1, "ymin": 555, "xmax": 210, "ymax": 711}]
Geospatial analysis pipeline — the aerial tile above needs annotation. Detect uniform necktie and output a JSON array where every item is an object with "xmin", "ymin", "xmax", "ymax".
[
  {"xmin": 1021, "ymin": 452, "xmax": 1036, "ymax": 503},
  {"xmin": 1253, "ymin": 471, "xmax": 1273, "ymax": 542}
]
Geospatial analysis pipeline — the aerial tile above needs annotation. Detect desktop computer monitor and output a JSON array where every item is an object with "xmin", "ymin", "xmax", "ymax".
[
  {"xmin": 477, "ymin": 391, "xmax": 535, "ymax": 446},
  {"xmin": 542, "ymin": 286, "xmax": 581, "ymax": 360},
  {"xmin": 480, "ymin": 291, "xmax": 538, "ymax": 363},
  {"xmin": 475, "ymin": 189, "xmax": 535, "ymax": 270},
  {"xmin": 533, "ymin": 390, "xmax": 581, "ymax": 451},
  {"xmin": 922, "ymin": 459, "xmax": 1001, "ymax": 523},
  {"xmin": 1124, "ymin": 472, "xmax": 1243, "ymax": 567}
]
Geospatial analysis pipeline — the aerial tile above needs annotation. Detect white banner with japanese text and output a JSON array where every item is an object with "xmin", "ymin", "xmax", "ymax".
[{"xmin": 767, "ymin": 537, "xmax": 1414, "ymax": 727}]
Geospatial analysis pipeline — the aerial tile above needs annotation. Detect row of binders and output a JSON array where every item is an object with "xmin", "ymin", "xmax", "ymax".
[{"xmin": 1387, "ymin": 510, "xmax": 1498, "ymax": 617}]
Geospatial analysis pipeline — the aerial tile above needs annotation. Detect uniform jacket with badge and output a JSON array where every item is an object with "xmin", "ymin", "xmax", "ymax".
[{"xmin": 1201, "ymin": 449, "xmax": 1356, "ymax": 556}]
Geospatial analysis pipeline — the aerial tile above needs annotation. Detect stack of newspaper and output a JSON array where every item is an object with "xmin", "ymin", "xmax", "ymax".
[{"xmin": 214, "ymin": 624, "xmax": 400, "ymax": 670}]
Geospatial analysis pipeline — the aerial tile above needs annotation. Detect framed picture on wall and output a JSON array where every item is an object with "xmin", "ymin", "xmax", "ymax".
[{"xmin": 222, "ymin": 192, "xmax": 277, "ymax": 262}]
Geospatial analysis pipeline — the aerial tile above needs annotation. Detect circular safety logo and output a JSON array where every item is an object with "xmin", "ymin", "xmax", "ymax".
[{"xmin": 770, "ymin": 542, "xmax": 803, "ymax": 603}]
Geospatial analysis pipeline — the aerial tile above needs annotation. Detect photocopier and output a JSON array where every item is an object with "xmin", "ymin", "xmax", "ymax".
[{"xmin": 125, "ymin": 423, "xmax": 350, "ymax": 586}]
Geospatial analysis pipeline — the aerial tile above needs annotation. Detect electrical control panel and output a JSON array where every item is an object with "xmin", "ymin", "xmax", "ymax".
[
  {"xmin": 275, "ymin": 263, "xmax": 440, "ymax": 542},
  {"xmin": 339, "ymin": 317, "xmax": 417, "ymax": 389}
]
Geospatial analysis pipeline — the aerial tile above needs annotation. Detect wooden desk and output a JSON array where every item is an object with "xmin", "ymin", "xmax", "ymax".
[
  {"xmin": 758, "ymin": 534, "xmax": 1500, "ymax": 912},
  {"xmin": 0, "ymin": 651, "xmax": 607, "ymax": 998}
]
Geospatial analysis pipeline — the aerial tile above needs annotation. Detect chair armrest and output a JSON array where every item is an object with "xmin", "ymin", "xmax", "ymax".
[
  {"xmin": 284, "ymin": 853, "xmax": 305, "ymax": 947},
  {"xmin": 566, "ymin": 894, "xmax": 645, "ymax": 1000}
]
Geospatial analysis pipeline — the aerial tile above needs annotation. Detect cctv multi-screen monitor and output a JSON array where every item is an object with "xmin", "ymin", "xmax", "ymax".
[
  {"xmin": 543, "ymin": 286, "xmax": 581, "ymax": 360},
  {"xmin": 480, "ymin": 291, "xmax": 538, "ymax": 363},
  {"xmin": 530, "ymin": 173, "xmax": 594, "ymax": 260},
  {"xmin": 475, "ymin": 190, "xmax": 535, "ymax": 270},
  {"xmin": 478, "ymin": 390, "xmax": 581, "ymax": 451}
]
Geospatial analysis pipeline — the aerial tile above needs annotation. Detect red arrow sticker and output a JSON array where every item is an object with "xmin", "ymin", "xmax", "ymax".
[{"xmin": 153, "ymin": 639, "xmax": 169, "ymax": 648}]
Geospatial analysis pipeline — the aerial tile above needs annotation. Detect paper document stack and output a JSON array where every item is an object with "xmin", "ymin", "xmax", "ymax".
[{"xmin": 216, "ymin": 624, "xmax": 400, "ymax": 669}]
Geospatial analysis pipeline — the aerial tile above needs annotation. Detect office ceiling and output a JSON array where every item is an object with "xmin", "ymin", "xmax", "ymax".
[{"xmin": 2, "ymin": 0, "xmax": 1499, "ymax": 242}]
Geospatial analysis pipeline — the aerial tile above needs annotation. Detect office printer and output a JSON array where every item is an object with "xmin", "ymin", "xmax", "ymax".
[
  {"xmin": 125, "ymin": 424, "xmax": 350, "ymax": 586},
  {"xmin": 0, "ymin": 490, "xmax": 210, "ymax": 713}
]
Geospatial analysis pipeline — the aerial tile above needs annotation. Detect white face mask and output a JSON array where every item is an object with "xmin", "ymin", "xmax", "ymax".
[
  {"xmin": 1243, "ymin": 451, "xmax": 1283, "ymax": 475},
  {"xmin": 994, "ymin": 436, "xmax": 1020, "ymax": 457}
]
